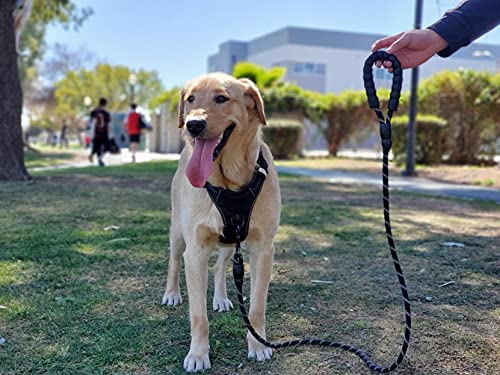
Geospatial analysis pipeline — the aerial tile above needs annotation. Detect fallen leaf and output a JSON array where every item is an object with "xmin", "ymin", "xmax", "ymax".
[
  {"xmin": 311, "ymin": 280, "xmax": 335, "ymax": 285},
  {"xmin": 439, "ymin": 281, "xmax": 455, "ymax": 288}
]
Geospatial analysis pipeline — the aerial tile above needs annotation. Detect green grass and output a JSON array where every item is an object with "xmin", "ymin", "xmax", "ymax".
[
  {"xmin": 1, "ymin": 162, "xmax": 499, "ymax": 374},
  {"xmin": 24, "ymin": 147, "xmax": 83, "ymax": 169}
]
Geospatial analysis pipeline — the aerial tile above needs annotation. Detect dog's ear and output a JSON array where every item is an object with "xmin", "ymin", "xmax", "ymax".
[
  {"xmin": 239, "ymin": 78, "xmax": 266, "ymax": 125},
  {"xmin": 178, "ymin": 88, "xmax": 186, "ymax": 128}
]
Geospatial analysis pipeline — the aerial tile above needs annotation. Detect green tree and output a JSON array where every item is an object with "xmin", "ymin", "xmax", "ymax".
[
  {"xmin": 149, "ymin": 87, "xmax": 181, "ymax": 113},
  {"xmin": 321, "ymin": 91, "xmax": 373, "ymax": 156},
  {"xmin": 0, "ymin": 0, "xmax": 92, "ymax": 180},
  {"xmin": 19, "ymin": 0, "xmax": 92, "ymax": 85},
  {"xmin": 232, "ymin": 62, "xmax": 286, "ymax": 88},
  {"xmin": 478, "ymin": 73, "xmax": 500, "ymax": 157},
  {"xmin": 0, "ymin": 1, "xmax": 26, "ymax": 180},
  {"xmin": 419, "ymin": 69, "xmax": 495, "ymax": 164},
  {"xmin": 55, "ymin": 63, "xmax": 164, "ymax": 127}
]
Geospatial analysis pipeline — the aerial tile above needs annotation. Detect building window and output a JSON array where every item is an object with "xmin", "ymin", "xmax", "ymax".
[
  {"xmin": 304, "ymin": 63, "xmax": 314, "ymax": 73},
  {"xmin": 375, "ymin": 68, "xmax": 393, "ymax": 81},
  {"xmin": 231, "ymin": 54, "xmax": 237, "ymax": 67},
  {"xmin": 292, "ymin": 62, "xmax": 325, "ymax": 76},
  {"xmin": 293, "ymin": 63, "xmax": 303, "ymax": 73}
]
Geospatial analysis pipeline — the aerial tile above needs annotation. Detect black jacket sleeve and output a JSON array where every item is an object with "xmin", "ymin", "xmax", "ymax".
[{"xmin": 427, "ymin": 0, "xmax": 500, "ymax": 57}]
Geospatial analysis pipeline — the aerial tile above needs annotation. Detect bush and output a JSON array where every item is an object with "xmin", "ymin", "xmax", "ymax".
[
  {"xmin": 391, "ymin": 114, "xmax": 449, "ymax": 165},
  {"xmin": 262, "ymin": 118, "xmax": 303, "ymax": 159},
  {"xmin": 233, "ymin": 62, "xmax": 286, "ymax": 89},
  {"xmin": 321, "ymin": 91, "xmax": 373, "ymax": 156},
  {"xmin": 263, "ymin": 85, "xmax": 308, "ymax": 115},
  {"xmin": 418, "ymin": 69, "xmax": 496, "ymax": 164}
]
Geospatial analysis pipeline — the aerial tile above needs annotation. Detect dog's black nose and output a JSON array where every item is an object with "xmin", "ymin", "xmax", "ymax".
[{"xmin": 186, "ymin": 119, "xmax": 206, "ymax": 137}]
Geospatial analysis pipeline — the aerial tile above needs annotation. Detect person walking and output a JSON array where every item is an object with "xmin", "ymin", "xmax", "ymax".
[
  {"xmin": 89, "ymin": 98, "xmax": 112, "ymax": 167},
  {"xmin": 372, "ymin": 0, "xmax": 500, "ymax": 71},
  {"xmin": 59, "ymin": 121, "xmax": 69, "ymax": 149},
  {"xmin": 123, "ymin": 103, "xmax": 142, "ymax": 163}
]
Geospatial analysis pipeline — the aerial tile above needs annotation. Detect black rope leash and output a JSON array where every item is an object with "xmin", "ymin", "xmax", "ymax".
[{"xmin": 231, "ymin": 51, "xmax": 411, "ymax": 373}]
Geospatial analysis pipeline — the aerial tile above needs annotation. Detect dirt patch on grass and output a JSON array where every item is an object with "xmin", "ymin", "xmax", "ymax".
[
  {"xmin": 418, "ymin": 164, "xmax": 500, "ymax": 188},
  {"xmin": 278, "ymin": 158, "xmax": 500, "ymax": 188}
]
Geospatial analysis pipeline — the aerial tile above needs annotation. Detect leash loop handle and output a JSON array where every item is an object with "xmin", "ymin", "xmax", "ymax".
[{"xmin": 363, "ymin": 51, "xmax": 403, "ymax": 112}]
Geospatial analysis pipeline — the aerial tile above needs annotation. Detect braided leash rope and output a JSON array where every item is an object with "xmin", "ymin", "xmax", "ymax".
[{"xmin": 231, "ymin": 51, "xmax": 411, "ymax": 373}]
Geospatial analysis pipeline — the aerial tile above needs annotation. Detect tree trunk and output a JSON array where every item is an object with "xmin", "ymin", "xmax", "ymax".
[{"xmin": 0, "ymin": 0, "xmax": 29, "ymax": 180}]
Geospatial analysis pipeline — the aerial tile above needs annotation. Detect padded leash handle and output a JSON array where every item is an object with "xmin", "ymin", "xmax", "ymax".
[{"xmin": 363, "ymin": 51, "xmax": 403, "ymax": 112}]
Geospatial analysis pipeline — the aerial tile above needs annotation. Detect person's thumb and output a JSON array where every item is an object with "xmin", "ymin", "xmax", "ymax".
[{"xmin": 387, "ymin": 33, "xmax": 410, "ymax": 54}]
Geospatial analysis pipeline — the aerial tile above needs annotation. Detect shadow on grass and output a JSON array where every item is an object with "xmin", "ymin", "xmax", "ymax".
[{"xmin": 24, "ymin": 149, "xmax": 80, "ymax": 169}]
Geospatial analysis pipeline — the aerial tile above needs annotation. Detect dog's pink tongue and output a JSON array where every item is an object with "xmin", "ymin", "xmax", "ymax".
[{"xmin": 186, "ymin": 138, "xmax": 219, "ymax": 187}]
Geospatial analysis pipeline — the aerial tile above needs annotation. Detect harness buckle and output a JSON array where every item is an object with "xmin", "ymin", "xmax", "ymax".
[{"xmin": 257, "ymin": 167, "xmax": 268, "ymax": 176}]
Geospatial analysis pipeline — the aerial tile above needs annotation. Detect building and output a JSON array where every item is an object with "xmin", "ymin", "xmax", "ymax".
[{"xmin": 208, "ymin": 26, "xmax": 500, "ymax": 93}]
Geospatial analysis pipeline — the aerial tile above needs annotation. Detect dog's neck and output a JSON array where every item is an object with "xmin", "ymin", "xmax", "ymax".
[{"xmin": 209, "ymin": 131, "xmax": 261, "ymax": 190}]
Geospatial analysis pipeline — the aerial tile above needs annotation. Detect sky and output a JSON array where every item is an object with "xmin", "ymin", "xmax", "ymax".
[{"xmin": 45, "ymin": 0, "xmax": 500, "ymax": 89}]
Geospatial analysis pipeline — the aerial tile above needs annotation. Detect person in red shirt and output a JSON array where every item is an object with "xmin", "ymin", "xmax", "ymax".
[{"xmin": 124, "ymin": 103, "xmax": 142, "ymax": 163}]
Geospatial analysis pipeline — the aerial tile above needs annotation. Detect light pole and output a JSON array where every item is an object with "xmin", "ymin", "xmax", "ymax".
[
  {"xmin": 83, "ymin": 96, "xmax": 92, "ymax": 112},
  {"xmin": 82, "ymin": 96, "xmax": 92, "ymax": 148},
  {"xmin": 402, "ymin": 0, "xmax": 423, "ymax": 177},
  {"xmin": 129, "ymin": 73, "xmax": 137, "ymax": 103}
]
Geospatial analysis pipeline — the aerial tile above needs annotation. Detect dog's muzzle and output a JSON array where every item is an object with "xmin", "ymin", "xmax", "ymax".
[{"xmin": 186, "ymin": 119, "xmax": 207, "ymax": 137}]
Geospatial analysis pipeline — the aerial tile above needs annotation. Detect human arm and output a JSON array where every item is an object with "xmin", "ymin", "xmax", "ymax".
[
  {"xmin": 429, "ymin": 0, "xmax": 500, "ymax": 57},
  {"xmin": 372, "ymin": 0, "xmax": 500, "ymax": 70}
]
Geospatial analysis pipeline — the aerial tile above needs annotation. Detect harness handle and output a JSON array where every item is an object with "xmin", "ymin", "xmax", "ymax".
[{"xmin": 363, "ymin": 51, "xmax": 403, "ymax": 112}]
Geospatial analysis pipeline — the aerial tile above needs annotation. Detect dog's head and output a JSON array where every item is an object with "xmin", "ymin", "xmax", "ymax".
[{"xmin": 178, "ymin": 73, "xmax": 266, "ymax": 187}]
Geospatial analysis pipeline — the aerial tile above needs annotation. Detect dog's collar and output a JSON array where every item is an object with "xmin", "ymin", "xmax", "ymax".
[
  {"xmin": 212, "ymin": 124, "xmax": 236, "ymax": 161},
  {"xmin": 205, "ymin": 149, "xmax": 268, "ymax": 244}
]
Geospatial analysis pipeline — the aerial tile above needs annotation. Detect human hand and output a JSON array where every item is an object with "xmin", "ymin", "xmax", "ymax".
[{"xmin": 371, "ymin": 29, "xmax": 448, "ymax": 72}]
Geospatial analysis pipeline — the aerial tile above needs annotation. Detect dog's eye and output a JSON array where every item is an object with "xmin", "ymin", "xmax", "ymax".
[
  {"xmin": 187, "ymin": 95, "xmax": 195, "ymax": 103},
  {"xmin": 215, "ymin": 95, "xmax": 229, "ymax": 104}
]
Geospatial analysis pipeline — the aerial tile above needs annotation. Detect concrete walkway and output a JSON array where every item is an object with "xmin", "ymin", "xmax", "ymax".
[
  {"xmin": 31, "ymin": 150, "xmax": 180, "ymax": 172},
  {"xmin": 277, "ymin": 166, "xmax": 500, "ymax": 204},
  {"xmin": 32, "ymin": 150, "xmax": 500, "ymax": 203}
]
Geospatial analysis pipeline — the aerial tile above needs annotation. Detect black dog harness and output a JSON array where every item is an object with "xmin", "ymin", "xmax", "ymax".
[{"xmin": 204, "ymin": 149, "xmax": 268, "ymax": 244}]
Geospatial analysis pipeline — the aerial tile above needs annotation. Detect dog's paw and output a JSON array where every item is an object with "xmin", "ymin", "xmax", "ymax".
[
  {"xmin": 183, "ymin": 350, "xmax": 211, "ymax": 372},
  {"xmin": 212, "ymin": 296, "xmax": 233, "ymax": 312},
  {"xmin": 161, "ymin": 291, "xmax": 182, "ymax": 306},
  {"xmin": 248, "ymin": 340, "xmax": 273, "ymax": 362}
]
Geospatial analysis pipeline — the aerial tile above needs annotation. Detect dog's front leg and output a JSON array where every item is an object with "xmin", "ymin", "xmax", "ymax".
[
  {"xmin": 213, "ymin": 246, "xmax": 234, "ymax": 312},
  {"xmin": 183, "ymin": 246, "xmax": 211, "ymax": 372},
  {"xmin": 246, "ymin": 240, "xmax": 275, "ymax": 362}
]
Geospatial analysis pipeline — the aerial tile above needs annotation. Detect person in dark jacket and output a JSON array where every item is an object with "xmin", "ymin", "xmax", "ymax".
[
  {"xmin": 372, "ymin": 0, "xmax": 500, "ymax": 71},
  {"xmin": 89, "ymin": 98, "xmax": 112, "ymax": 167}
]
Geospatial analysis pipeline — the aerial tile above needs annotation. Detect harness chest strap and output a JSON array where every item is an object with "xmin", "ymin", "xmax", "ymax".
[{"xmin": 204, "ymin": 149, "xmax": 268, "ymax": 244}]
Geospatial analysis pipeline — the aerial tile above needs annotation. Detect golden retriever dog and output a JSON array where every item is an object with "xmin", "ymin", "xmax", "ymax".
[{"xmin": 162, "ymin": 73, "xmax": 281, "ymax": 372}]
